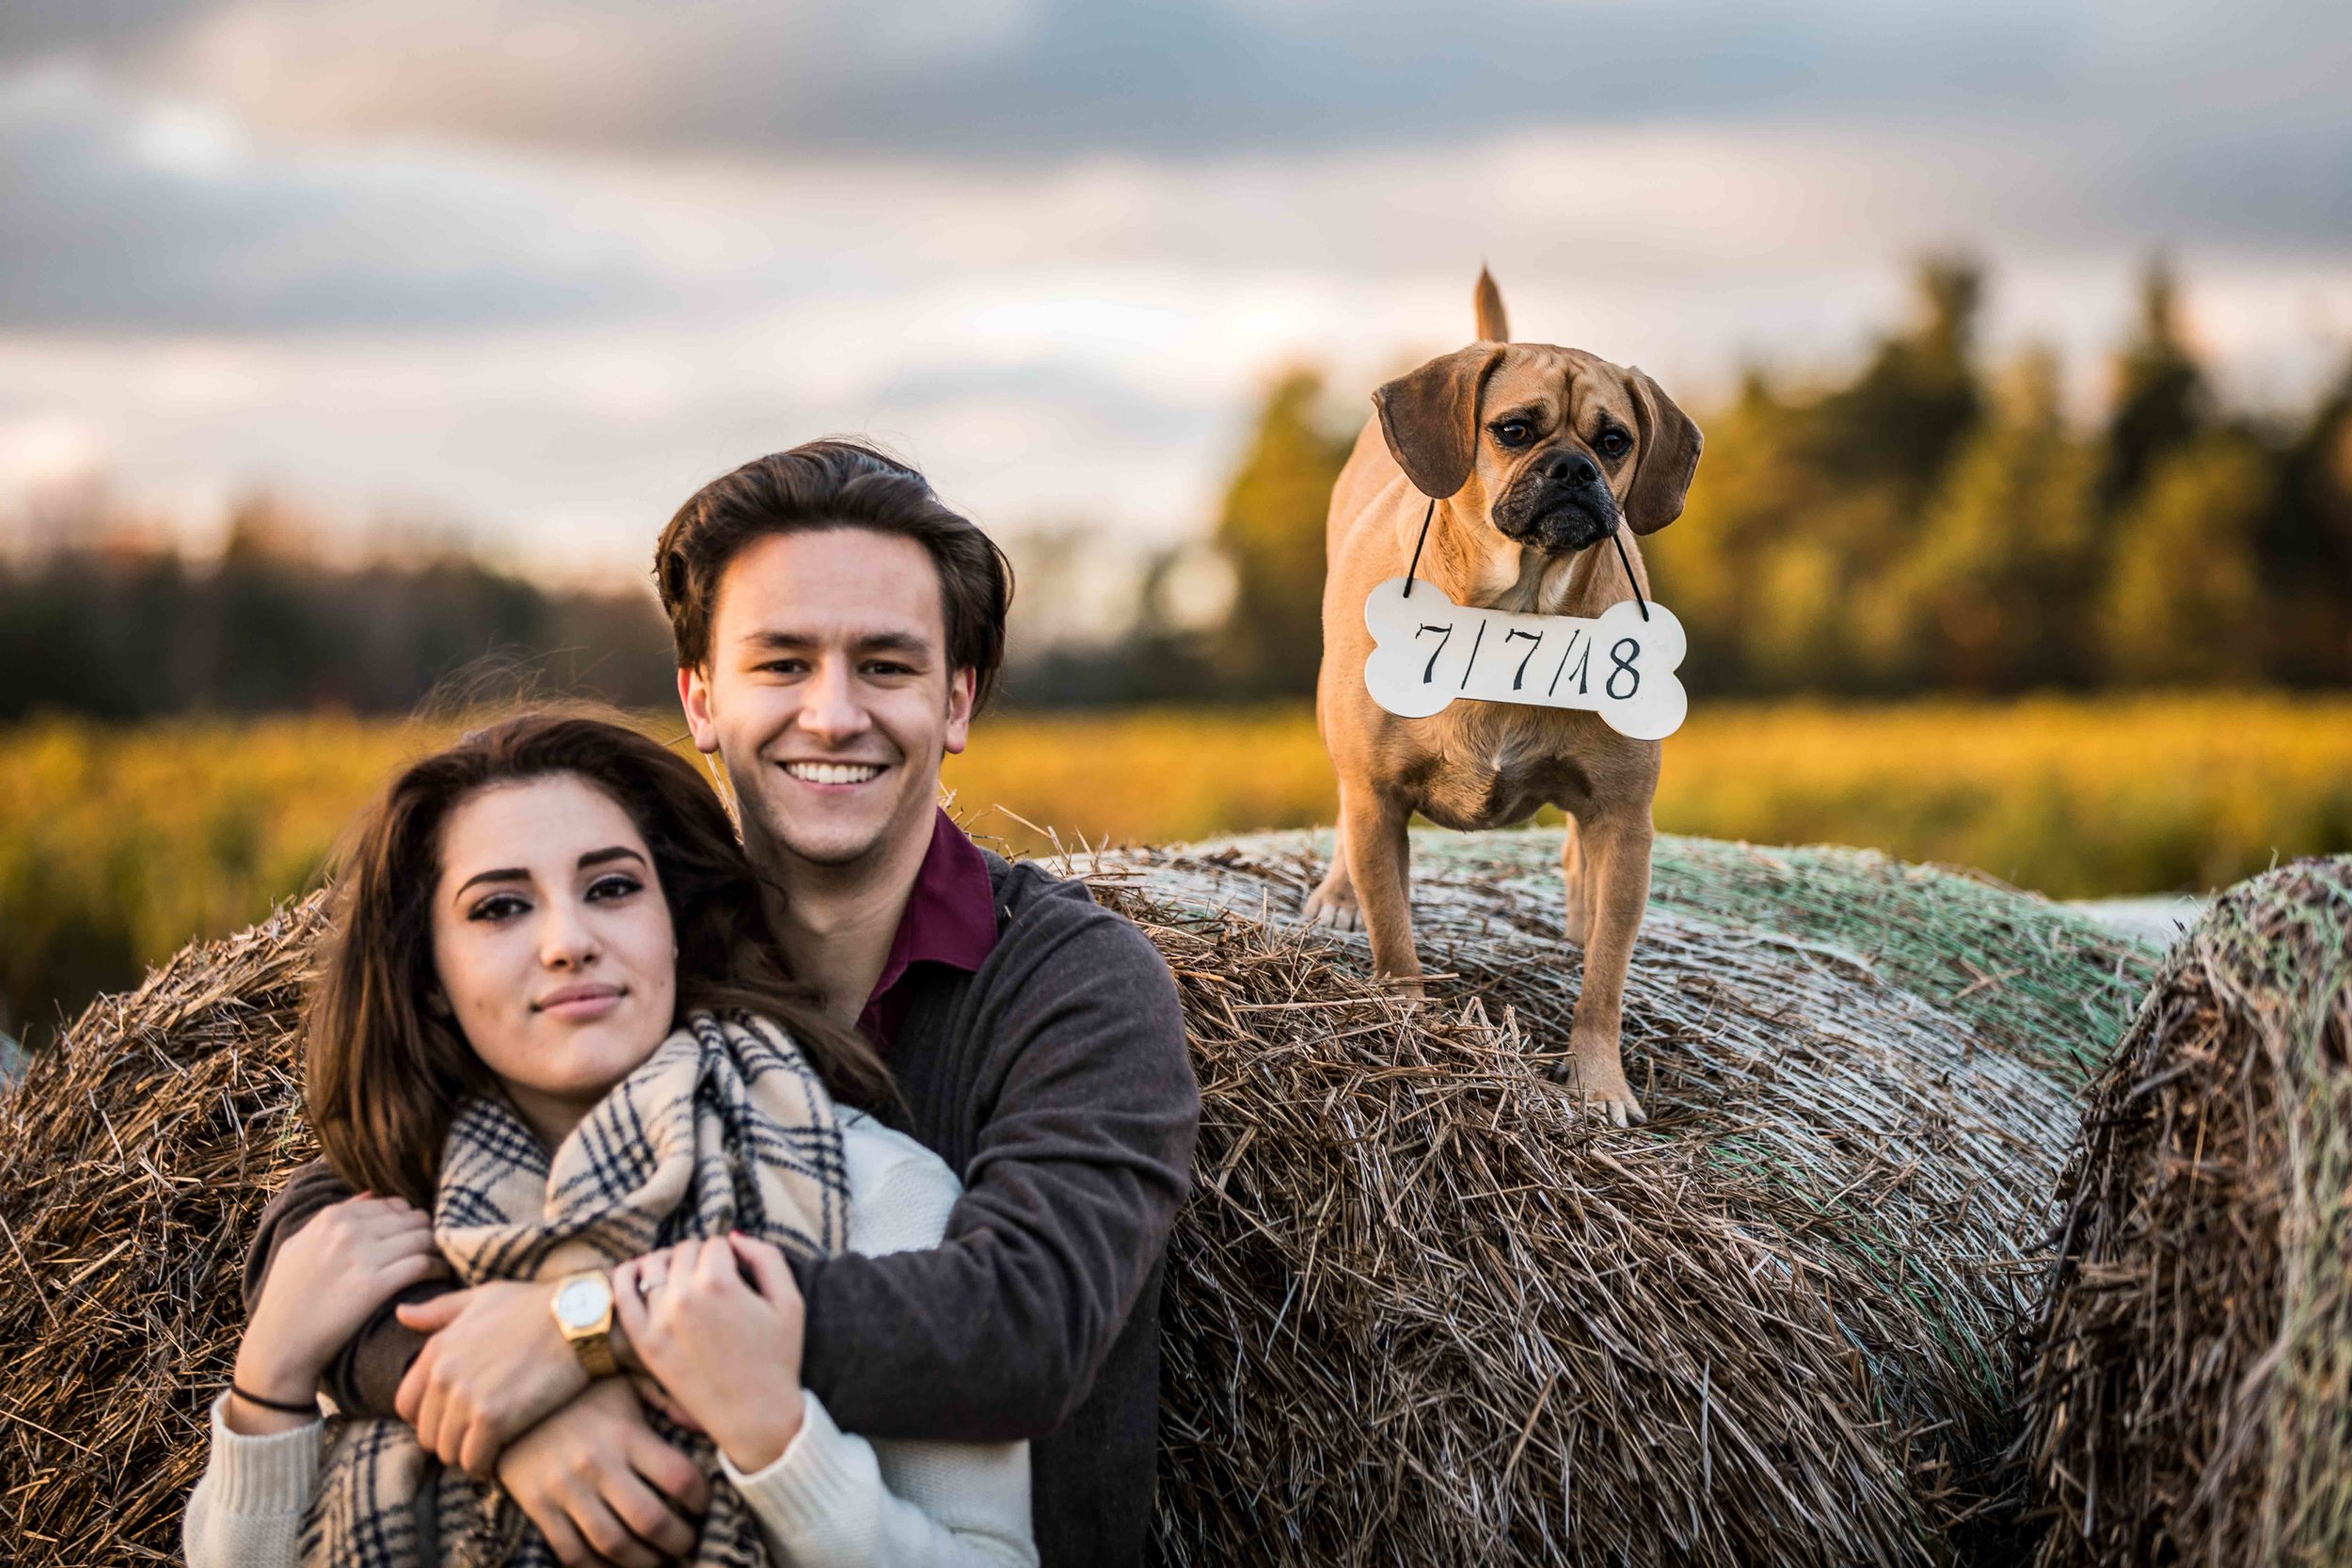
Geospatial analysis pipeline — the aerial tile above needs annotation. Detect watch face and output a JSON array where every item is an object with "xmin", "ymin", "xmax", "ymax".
[{"xmin": 554, "ymin": 1275, "xmax": 608, "ymax": 1329}]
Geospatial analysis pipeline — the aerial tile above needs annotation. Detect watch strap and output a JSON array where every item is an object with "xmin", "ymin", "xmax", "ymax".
[{"xmin": 571, "ymin": 1331, "xmax": 619, "ymax": 1379}]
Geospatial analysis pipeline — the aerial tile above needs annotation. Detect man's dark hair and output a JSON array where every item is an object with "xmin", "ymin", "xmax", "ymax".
[{"xmin": 654, "ymin": 438, "xmax": 1015, "ymax": 710}]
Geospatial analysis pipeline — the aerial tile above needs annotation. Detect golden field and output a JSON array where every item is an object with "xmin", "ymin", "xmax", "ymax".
[
  {"xmin": 949, "ymin": 695, "xmax": 2352, "ymax": 895},
  {"xmin": 4, "ymin": 695, "xmax": 2348, "ymax": 1041}
]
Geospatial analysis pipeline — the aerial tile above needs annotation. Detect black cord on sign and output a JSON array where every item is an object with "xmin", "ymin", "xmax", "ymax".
[
  {"xmin": 1403, "ymin": 495, "xmax": 1437, "ymax": 597},
  {"xmin": 1404, "ymin": 493, "xmax": 1650, "ymax": 622},
  {"xmin": 1609, "ymin": 527, "xmax": 1652, "ymax": 622}
]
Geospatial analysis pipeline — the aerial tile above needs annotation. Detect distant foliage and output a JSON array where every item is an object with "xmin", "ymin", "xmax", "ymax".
[
  {"xmin": 0, "ymin": 496, "xmax": 677, "ymax": 721},
  {"xmin": 1204, "ymin": 369, "xmax": 1357, "ymax": 698},
  {"xmin": 1867, "ymin": 350, "xmax": 2099, "ymax": 690},
  {"xmin": 8, "ymin": 257, "xmax": 2344, "ymax": 715},
  {"xmin": 2099, "ymin": 261, "xmax": 2212, "ymax": 516},
  {"xmin": 2098, "ymin": 433, "xmax": 2271, "ymax": 685},
  {"xmin": 2260, "ymin": 372, "xmax": 2352, "ymax": 684},
  {"xmin": 1635, "ymin": 257, "xmax": 2352, "ymax": 694}
]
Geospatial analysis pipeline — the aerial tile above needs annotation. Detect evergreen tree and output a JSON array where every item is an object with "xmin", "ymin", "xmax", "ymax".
[
  {"xmin": 1812, "ymin": 254, "xmax": 1987, "ymax": 511},
  {"xmin": 1654, "ymin": 254, "xmax": 1990, "ymax": 697},
  {"xmin": 1871, "ymin": 348, "xmax": 2100, "ymax": 690},
  {"xmin": 2100, "ymin": 258, "xmax": 2209, "ymax": 515},
  {"xmin": 2098, "ymin": 431, "xmax": 2271, "ymax": 686},
  {"xmin": 1207, "ymin": 369, "xmax": 1356, "ymax": 697},
  {"xmin": 1784, "ymin": 255, "xmax": 1989, "ymax": 691},
  {"xmin": 1644, "ymin": 370, "xmax": 1808, "ymax": 695},
  {"xmin": 2257, "ymin": 354, "xmax": 2352, "ymax": 683}
]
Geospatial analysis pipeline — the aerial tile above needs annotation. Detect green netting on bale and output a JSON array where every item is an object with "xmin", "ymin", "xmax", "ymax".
[
  {"xmin": 1162, "ymin": 828, "xmax": 2153, "ymax": 1084},
  {"xmin": 1653, "ymin": 837, "xmax": 2151, "ymax": 1087},
  {"xmin": 1086, "ymin": 828, "xmax": 2157, "ymax": 1566},
  {"xmin": 2019, "ymin": 854, "xmax": 2352, "ymax": 1568}
]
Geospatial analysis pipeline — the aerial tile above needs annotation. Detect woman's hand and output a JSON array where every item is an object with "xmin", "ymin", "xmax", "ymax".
[
  {"xmin": 393, "ymin": 1279, "xmax": 592, "ymax": 1477},
  {"xmin": 231, "ymin": 1193, "xmax": 448, "ymax": 1434},
  {"xmin": 496, "ymin": 1375, "xmax": 708, "ymax": 1568},
  {"xmin": 612, "ymin": 1234, "xmax": 807, "ymax": 1473}
]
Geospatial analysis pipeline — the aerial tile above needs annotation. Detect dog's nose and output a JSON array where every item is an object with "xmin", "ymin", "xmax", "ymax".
[{"xmin": 1539, "ymin": 451, "xmax": 1602, "ymax": 488}]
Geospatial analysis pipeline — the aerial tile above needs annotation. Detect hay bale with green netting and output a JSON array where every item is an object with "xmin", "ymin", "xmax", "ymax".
[
  {"xmin": 2017, "ymin": 855, "xmax": 2352, "ymax": 1568},
  {"xmin": 1100, "ymin": 830, "xmax": 2149, "ymax": 1567},
  {"xmin": 0, "ymin": 829, "xmax": 2153, "ymax": 1567}
]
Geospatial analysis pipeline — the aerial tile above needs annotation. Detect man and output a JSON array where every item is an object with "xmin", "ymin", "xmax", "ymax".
[{"xmin": 245, "ymin": 439, "xmax": 1200, "ymax": 1566}]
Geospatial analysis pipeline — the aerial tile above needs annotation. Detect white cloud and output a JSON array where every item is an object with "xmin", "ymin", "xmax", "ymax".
[
  {"xmin": 53, "ymin": 0, "xmax": 2331, "ymax": 172},
  {"xmin": 1, "ymin": 23, "xmax": 2348, "ymax": 581},
  {"xmin": 0, "ymin": 415, "xmax": 107, "ymax": 494}
]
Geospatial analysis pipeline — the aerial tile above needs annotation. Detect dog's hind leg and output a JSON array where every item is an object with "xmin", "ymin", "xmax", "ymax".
[
  {"xmin": 1551, "ymin": 804, "xmax": 1651, "ymax": 1126},
  {"xmin": 1304, "ymin": 801, "xmax": 1362, "ymax": 932},
  {"xmin": 1559, "ymin": 816, "xmax": 1591, "ymax": 947}
]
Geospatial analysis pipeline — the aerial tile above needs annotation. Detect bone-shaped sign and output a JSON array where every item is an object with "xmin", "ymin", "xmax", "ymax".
[{"xmin": 1362, "ymin": 577, "xmax": 1688, "ymax": 739}]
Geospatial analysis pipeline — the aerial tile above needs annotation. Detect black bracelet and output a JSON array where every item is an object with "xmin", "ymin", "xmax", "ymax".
[{"xmin": 230, "ymin": 1381, "xmax": 321, "ymax": 1416}]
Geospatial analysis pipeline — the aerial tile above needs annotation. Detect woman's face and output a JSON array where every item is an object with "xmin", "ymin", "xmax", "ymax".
[{"xmin": 430, "ymin": 772, "xmax": 677, "ymax": 1148}]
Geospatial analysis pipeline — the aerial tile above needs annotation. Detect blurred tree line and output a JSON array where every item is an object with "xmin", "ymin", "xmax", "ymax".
[
  {"xmin": 6, "ymin": 257, "xmax": 2347, "ymax": 721},
  {"xmin": 0, "ymin": 496, "xmax": 679, "ymax": 720},
  {"xmin": 1171, "ymin": 257, "xmax": 2352, "ymax": 700}
]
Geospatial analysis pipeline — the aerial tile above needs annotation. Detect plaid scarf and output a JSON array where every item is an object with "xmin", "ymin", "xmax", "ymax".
[{"xmin": 302, "ymin": 1009, "xmax": 850, "ymax": 1568}]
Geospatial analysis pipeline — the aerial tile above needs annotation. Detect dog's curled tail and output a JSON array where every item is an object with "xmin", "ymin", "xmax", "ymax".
[{"xmin": 1474, "ymin": 265, "xmax": 1510, "ymax": 343}]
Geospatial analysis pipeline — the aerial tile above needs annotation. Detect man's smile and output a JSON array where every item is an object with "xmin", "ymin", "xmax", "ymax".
[{"xmin": 783, "ymin": 761, "xmax": 888, "ymax": 786}]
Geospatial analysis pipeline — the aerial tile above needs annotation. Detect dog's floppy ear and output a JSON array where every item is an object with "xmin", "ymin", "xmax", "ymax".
[
  {"xmin": 1374, "ymin": 345, "xmax": 1507, "ymax": 500},
  {"xmin": 1625, "ymin": 368, "xmax": 1702, "ymax": 534}
]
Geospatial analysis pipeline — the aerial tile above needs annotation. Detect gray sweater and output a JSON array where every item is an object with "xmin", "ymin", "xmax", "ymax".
[{"xmin": 246, "ymin": 852, "xmax": 1200, "ymax": 1568}]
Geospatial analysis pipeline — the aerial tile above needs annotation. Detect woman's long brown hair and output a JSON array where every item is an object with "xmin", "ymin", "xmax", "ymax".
[{"xmin": 304, "ymin": 709, "xmax": 894, "ymax": 1208}]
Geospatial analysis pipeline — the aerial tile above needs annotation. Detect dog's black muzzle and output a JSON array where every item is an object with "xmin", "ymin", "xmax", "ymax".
[{"xmin": 1493, "ymin": 451, "xmax": 1621, "ymax": 554}]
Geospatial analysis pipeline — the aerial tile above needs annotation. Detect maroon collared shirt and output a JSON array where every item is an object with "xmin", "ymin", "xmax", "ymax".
[{"xmin": 856, "ymin": 807, "xmax": 1001, "ymax": 1050}]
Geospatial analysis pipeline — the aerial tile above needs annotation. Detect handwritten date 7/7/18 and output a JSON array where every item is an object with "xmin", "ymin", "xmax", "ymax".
[{"xmin": 1364, "ymin": 578, "xmax": 1688, "ymax": 740}]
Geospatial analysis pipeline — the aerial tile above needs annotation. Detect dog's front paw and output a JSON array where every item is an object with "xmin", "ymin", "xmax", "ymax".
[
  {"xmin": 1303, "ymin": 883, "xmax": 1363, "ymax": 932},
  {"xmin": 1547, "ymin": 1057, "xmax": 1647, "ymax": 1128}
]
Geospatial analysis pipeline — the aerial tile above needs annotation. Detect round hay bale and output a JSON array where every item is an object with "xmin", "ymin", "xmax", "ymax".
[
  {"xmin": 0, "ymin": 899, "xmax": 322, "ymax": 1562},
  {"xmin": 1098, "ymin": 828, "xmax": 2150, "ymax": 1567},
  {"xmin": 2017, "ymin": 855, "xmax": 2352, "ymax": 1568},
  {"xmin": 0, "ymin": 829, "xmax": 2152, "ymax": 1567}
]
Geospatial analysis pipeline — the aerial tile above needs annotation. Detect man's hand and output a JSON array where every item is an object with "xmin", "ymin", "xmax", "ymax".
[
  {"xmin": 232, "ymin": 1194, "xmax": 447, "ymax": 1435},
  {"xmin": 395, "ymin": 1279, "xmax": 589, "ymax": 1476},
  {"xmin": 612, "ymin": 1234, "xmax": 807, "ymax": 1474},
  {"xmin": 495, "ymin": 1376, "xmax": 708, "ymax": 1568}
]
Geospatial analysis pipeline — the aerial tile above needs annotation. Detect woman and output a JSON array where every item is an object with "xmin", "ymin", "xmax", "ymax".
[{"xmin": 183, "ymin": 711, "xmax": 1034, "ymax": 1567}]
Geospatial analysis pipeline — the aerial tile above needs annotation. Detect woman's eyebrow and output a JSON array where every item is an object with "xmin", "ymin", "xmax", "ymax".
[
  {"xmin": 453, "ymin": 847, "xmax": 643, "ymax": 899},
  {"xmin": 454, "ymin": 866, "xmax": 527, "ymax": 898}
]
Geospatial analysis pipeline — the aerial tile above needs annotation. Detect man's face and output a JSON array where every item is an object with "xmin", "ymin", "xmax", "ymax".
[{"xmin": 680, "ymin": 528, "xmax": 976, "ymax": 874}]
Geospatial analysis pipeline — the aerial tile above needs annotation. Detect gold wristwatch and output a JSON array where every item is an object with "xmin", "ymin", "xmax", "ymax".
[{"xmin": 550, "ymin": 1271, "xmax": 618, "ymax": 1377}]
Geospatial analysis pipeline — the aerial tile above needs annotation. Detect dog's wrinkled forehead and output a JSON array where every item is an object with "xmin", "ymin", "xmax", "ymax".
[
  {"xmin": 1479, "ymin": 346, "xmax": 1636, "ymax": 449},
  {"xmin": 1372, "ymin": 333, "xmax": 1700, "ymax": 532}
]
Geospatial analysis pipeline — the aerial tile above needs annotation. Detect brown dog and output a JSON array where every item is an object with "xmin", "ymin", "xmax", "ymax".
[{"xmin": 1306, "ymin": 269, "xmax": 1702, "ymax": 1125}]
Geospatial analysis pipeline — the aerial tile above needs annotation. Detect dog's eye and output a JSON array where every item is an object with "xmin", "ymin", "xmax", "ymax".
[
  {"xmin": 1490, "ymin": 419, "xmax": 1534, "ymax": 449},
  {"xmin": 1597, "ymin": 428, "xmax": 1632, "ymax": 459}
]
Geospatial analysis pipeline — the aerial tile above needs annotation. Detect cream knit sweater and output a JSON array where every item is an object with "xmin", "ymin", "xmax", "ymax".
[{"xmin": 183, "ymin": 1110, "xmax": 1035, "ymax": 1567}]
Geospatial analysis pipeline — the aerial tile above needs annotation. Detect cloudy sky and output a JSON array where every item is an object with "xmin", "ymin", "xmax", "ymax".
[{"xmin": 3, "ymin": 0, "xmax": 2348, "ymax": 583}]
